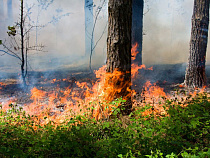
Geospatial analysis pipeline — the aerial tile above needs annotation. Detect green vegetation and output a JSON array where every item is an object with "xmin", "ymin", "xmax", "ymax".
[{"xmin": 0, "ymin": 93, "xmax": 209, "ymax": 158}]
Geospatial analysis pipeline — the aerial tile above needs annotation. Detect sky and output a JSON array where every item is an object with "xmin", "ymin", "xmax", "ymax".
[{"xmin": 0, "ymin": 0, "xmax": 210, "ymax": 73}]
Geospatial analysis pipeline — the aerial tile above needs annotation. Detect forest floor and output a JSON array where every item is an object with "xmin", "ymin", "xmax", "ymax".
[{"xmin": 1, "ymin": 63, "xmax": 210, "ymax": 106}]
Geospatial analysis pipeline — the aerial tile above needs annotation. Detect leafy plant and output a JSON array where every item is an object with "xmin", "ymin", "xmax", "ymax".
[{"xmin": 0, "ymin": 93, "xmax": 209, "ymax": 157}]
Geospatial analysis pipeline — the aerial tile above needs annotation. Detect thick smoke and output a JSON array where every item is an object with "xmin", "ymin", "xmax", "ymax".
[{"xmin": 0, "ymin": 0, "xmax": 210, "ymax": 77}]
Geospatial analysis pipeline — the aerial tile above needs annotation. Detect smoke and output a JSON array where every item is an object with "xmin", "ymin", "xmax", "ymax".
[{"xmin": 0, "ymin": 0, "xmax": 210, "ymax": 78}]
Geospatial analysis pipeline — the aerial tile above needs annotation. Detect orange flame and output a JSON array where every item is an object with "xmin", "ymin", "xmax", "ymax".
[
  {"xmin": 1, "ymin": 42, "xmax": 208, "ymax": 128},
  {"xmin": 131, "ymin": 43, "xmax": 153, "ymax": 78}
]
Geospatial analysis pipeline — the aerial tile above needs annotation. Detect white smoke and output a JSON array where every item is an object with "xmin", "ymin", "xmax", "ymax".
[{"xmin": 0, "ymin": 0, "xmax": 209, "ymax": 74}]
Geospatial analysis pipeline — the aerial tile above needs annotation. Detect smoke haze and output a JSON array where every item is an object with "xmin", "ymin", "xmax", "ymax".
[{"xmin": 0, "ymin": 0, "xmax": 210, "ymax": 75}]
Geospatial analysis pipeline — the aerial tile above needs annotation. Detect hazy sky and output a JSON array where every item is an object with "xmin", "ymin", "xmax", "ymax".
[{"xmin": 0, "ymin": 0, "xmax": 210, "ymax": 73}]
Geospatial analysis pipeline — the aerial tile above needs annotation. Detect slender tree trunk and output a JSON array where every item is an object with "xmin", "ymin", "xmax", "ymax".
[
  {"xmin": 132, "ymin": 0, "xmax": 144, "ymax": 65},
  {"xmin": 185, "ymin": 0, "xmax": 209, "ymax": 88},
  {"xmin": 7, "ymin": 0, "xmax": 13, "ymax": 25},
  {"xmin": 84, "ymin": 0, "xmax": 94, "ymax": 56},
  {"xmin": 20, "ymin": 0, "xmax": 26, "ymax": 86},
  {"xmin": 0, "ymin": 0, "xmax": 4, "ymax": 20},
  {"xmin": 0, "ymin": 0, "xmax": 4, "ymax": 35},
  {"xmin": 107, "ymin": 0, "xmax": 132, "ymax": 114}
]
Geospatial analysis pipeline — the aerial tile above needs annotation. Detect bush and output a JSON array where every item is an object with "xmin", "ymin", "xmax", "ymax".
[{"xmin": 0, "ymin": 93, "xmax": 209, "ymax": 157}]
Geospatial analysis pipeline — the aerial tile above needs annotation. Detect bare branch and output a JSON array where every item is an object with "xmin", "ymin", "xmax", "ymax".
[
  {"xmin": 89, "ymin": 0, "xmax": 106, "ymax": 71},
  {"xmin": 0, "ymin": 49, "xmax": 21, "ymax": 60}
]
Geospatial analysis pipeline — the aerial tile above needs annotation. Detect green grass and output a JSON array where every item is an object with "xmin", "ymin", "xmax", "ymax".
[{"xmin": 0, "ymin": 93, "xmax": 209, "ymax": 158}]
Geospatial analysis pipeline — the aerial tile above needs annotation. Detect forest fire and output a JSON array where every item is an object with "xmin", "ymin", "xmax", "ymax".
[
  {"xmin": 0, "ymin": 44, "xmax": 208, "ymax": 127},
  {"xmin": 131, "ymin": 43, "xmax": 153, "ymax": 79}
]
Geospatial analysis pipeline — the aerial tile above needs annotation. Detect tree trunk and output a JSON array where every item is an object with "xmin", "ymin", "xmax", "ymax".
[
  {"xmin": 107, "ymin": 0, "xmax": 132, "ymax": 114},
  {"xmin": 20, "ymin": 0, "xmax": 26, "ymax": 87},
  {"xmin": 0, "ymin": 0, "xmax": 4, "ymax": 35},
  {"xmin": 132, "ymin": 0, "xmax": 144, "ymax": 65},
  {"xmin": 84, "ymin": 0, "xmax": 95, "ymax": 56},
  {"xmin": 7, "ymin": 0, "xmax": 13, "ymax": 25},
  {"xmin": 0, "ymin": 0, "xmax": 4, "ymax": 20},
  {"xmin": 185, "ymin": 0, "xmax": 209, "ymax": 88}
]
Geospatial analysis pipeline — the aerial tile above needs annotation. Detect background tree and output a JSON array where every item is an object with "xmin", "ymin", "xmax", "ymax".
[
  {"xmin": 132, "ymin": 0, "xmax": 144, "ymax": 65},
  {"xmin": 0, "ymin": 0, "xmax": 44, "ymax": 86},
  {"xmin": 7, "ymin": 0, "xmax": 13, "ymax": 25},
  {"xmin": 185, "ymin": 0, "xmax": 209, "ymax": 88},
  {"xmin": 106, "ymin": 0, "xmax": 132, "ymax": 114},
  {"xmin": 85, "ymin": 0, "xmax": 95, "ymax": 57},
  {"xmin": 87, "ymin": 0, "xmax": 107, "ymax": 71}
]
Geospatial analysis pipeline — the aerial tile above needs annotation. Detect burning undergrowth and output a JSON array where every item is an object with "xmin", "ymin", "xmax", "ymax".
[{"xmin": 0, "ymin": 43, "xmax": 209, "ymax": 127}]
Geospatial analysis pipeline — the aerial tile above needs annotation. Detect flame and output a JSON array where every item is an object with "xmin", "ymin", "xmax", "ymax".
[
  {"xmin": 131, "ymin": 43, "xmax": 153, "ymax": 78},
  {"xmin": 0, "ymin": 42, "xmax": 208, "ymax": 128}
]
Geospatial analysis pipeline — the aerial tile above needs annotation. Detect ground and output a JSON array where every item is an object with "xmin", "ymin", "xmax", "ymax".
[{"xmin": 1, "ymin": 64, "xmax": 210, "ymax": 108}]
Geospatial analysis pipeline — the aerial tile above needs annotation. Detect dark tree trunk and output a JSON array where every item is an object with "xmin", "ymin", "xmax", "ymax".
[
  {"xmin": 132, "ymin": 0, "xmax": 144, "ymax": 65},
  {"xmin": 107, "ymin": 0, "xmax": 132, "ymax": 114},
  {"xmin": 185, "ymin": 0, "xmax": 209, "ymax": 88},
  {"xmin": 20, "ymin": 0, "xmax": 26, "ymax": 87}
]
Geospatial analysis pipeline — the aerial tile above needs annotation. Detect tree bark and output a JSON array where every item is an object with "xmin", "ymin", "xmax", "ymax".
[
  {"xmin": 132, "ymin": 0, "xmax": 144, "ymax": 65},
  {"xmin": 185, "ymin": 0, "xmax": 209, "ymax": 88},
  {"xmin": 107, "ymin": 0, "xmax": 132, "ymax": 114},
  {"xmin": 20, "ymin": 0, "xmax": 26, "ymax": 87}
]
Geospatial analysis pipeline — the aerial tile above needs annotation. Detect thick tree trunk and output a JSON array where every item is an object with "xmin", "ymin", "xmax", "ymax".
[
  {"xmin": 132, "ymin": 0, "xmax": 144, "ymax": 65},
  {"xmin": 185, "ymin": 0, "xmax": 209, "ymax": 88},
  {"xmin": 107, "ymin": 0, "xmax": 132, "ymax": 114}
]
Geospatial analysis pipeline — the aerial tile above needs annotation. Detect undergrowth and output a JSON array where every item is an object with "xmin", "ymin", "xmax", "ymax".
[{"xmin": 0, "ymin": 93, "xmax": 209, "ymax": 157}]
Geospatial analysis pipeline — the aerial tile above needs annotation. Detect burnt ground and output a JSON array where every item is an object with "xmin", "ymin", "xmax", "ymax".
[{"xmin": 1, "ymin": 63, "xmax": 210, "ymax": 105}]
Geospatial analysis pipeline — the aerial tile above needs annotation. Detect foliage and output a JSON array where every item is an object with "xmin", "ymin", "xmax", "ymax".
[{"xmin": 0, "ymin": 93, "xmax": 209, "ymax": 157}]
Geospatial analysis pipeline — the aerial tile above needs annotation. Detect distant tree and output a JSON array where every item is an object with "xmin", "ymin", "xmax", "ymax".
[
  {"xmin": 184, "ymin": 0, "xmax": 209, "ymax": 88},
  {"xmin": 34, "ymin": 0, "xmax": 70, "ymax": 46},
  {"xmin": 0, "ymin": 0, "xmax": 44, "ymax": 87},
  {"xmin": 106, "ymin": 0, "xmax": 132, "ymax": 114},
  {"xmin": 87, "ymin": 0, "xmax": 107, "ymax": 71},
  {"xmin": 7, "ymin": 0, "xmax": 13, "ymax": 25},
  {"xmin": 0, "ymin": 0, "xmax": 69, "ymax": 86},
  {"xmin": 85, "ymin": 0, "xmax": 94, "ymax": 58},
  {"xmin": 132, "ymin": 0, "xmax": 144, "ymax": 65}
]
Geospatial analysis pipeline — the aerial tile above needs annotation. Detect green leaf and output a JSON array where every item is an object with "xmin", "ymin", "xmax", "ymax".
[
  {"xmin": 0, "ymin": 40, "xmax": 2, "ymax": 45},
  {"xmin": 117, "ymin": 154, "xmax": 123, "ymax": 158}
]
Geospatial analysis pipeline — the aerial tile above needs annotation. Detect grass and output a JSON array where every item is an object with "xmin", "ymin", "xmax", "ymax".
[{"xmin": 0, "ymin": 93, "xmax": 210, "ymax": 157}]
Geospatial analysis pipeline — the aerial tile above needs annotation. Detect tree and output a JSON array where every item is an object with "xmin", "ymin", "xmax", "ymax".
[
  {"xmin": 7, "ymin": 0, "xmax": 13, "ymax": 25},
  {"xmin": 0, "ymin": 0, "xmax": 44, "ymax": 87},
  {"xmin": 106, "ymin": 0, "xmax": 132, "ymax": 114},
  {"xmin": 184, "ymin": 0, "xmax": 209, "ymax": 88},
  {"xmin": 85, "ymin": 0, "xmax": 95, "ymax": 57},
  {"xmin": 132, "ymin": 0, "xmax": 144, "ymax": 65},
  {"xmin": 86, "ymin": 0, "xmax": 107, "ymax": 71}
]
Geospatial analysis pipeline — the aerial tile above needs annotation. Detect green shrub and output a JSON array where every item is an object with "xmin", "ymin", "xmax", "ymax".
[{"xmin": 0, "ymin": 93, "xmax": 209, "ymax": 157}]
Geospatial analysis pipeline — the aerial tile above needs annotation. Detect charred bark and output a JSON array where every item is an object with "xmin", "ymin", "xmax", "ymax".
[
  {"xmin": 107, "ymin": 0, "xmax": 132, "ymax": 114},
  {"xmin": 185, "ymin": 0, "xmax": 209, "ymax": 88},
  {"xmin": 20, "ymin": 0, "xmax": 26, "ymax": 87},
  {"xmin": 132, "ymin": 0, "xmax": 144, "ymax": 65}
]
